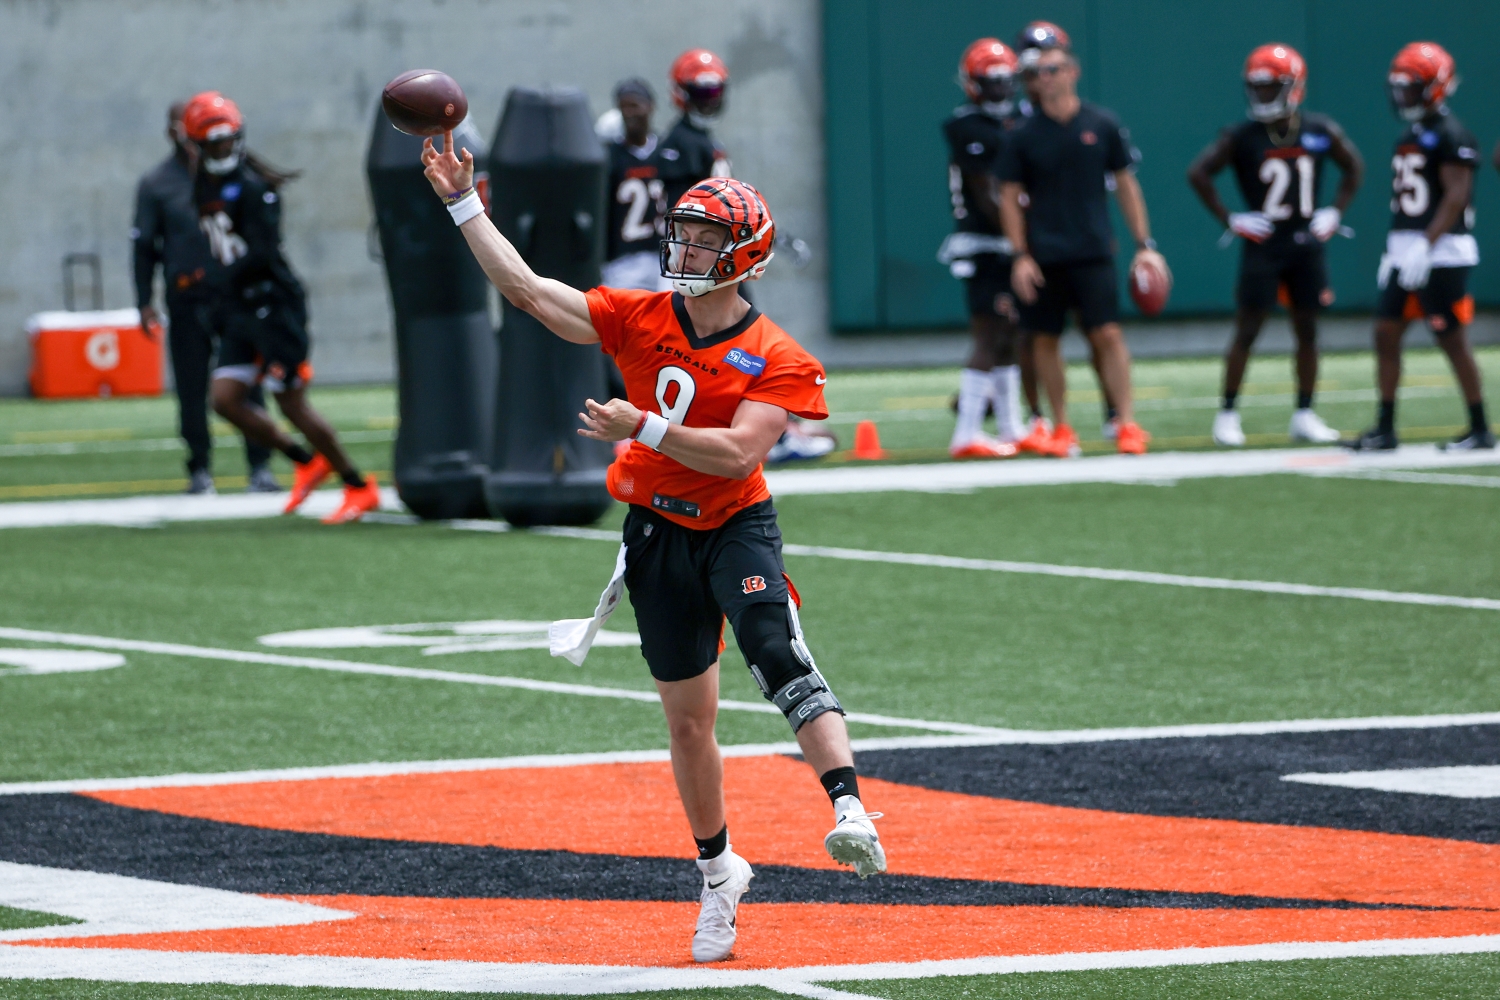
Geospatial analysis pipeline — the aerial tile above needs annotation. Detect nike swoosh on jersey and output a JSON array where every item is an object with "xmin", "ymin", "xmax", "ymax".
[{"xmin": 815, "ymin": 375, "xmax": 827, "ymax": 384}]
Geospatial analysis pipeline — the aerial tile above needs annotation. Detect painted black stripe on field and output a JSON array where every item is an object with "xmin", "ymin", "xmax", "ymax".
[
  {"xmin": 0, "ymin": 794, "xmax": 1427, "ymax": 910},
  {"xmin": 856, "ymin": 725, "xmax": 1500, "ymax": 843}
]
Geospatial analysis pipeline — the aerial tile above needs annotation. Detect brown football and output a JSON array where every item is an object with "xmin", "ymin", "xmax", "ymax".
[
  {"xmin": 382, "ymin": 69, "xmax": 468, "ymax": 136},
  {"xmin": 1129, "ymin": 256, "xmax": 1172, "ymax": 317}
]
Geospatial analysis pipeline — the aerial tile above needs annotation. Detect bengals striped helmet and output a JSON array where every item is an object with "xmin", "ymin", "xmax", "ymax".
[
  {"xmin": 1244, "ymin": 43, "xmax": 1306, "ymax": 123},
  {"xmin": 1389, "ymin": 42, "xmax": 1458, "ymax": 123},
  {"xmin": 660, "ymin": 177, "xmax": 774, "ymax": 298}
]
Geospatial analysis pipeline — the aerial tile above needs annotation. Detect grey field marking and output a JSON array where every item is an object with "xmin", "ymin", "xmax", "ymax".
[
  {"xmin": 0, "ymin": 429, "xmax": 393, "ymax": 458},
  {"xmin": 1309, "ymin": 468, "xmax": 1500, "ymax": 488}
]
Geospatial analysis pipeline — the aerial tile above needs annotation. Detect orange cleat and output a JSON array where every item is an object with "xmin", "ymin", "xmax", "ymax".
[
  {"xmin": 283, "ymin": 454, "xmax": 332, "ymax": 514},
  {"xmin": 949, "ymin": 437, "xmax": 1019, "ymax": 460},
  {"xmin": 322, "ymin": 476, "xmax": 382, "ymax": 524},
  {"xmin": 1015, "ymin": 417, "xmax": 1053, "ymax": 454},
  {"xmin": 1116, "ymin": 421, "xmax": 1151, "ymax": 455},
  {"xmin": 1042, "ymin": 423, "xmax": 1081, "ymax": 458}
]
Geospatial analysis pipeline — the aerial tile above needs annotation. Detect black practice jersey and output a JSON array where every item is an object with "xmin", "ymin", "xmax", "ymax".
[
  {"xmin": 1389, "ymin": 110, "xmax": 1479, "ymax": 234},
  {"xmin": 605, "ymin": 135, "xmax": 669, "ymax": 261},
  {"xmin": 1226, "ymin": 113, "xmax": 1340, "ymax": 244},
  {"xmin": 193, "ymin": 166, "xmax": 304, "ymax": 308},
  {"xmin": 942, "ymin": 103, "xmax": 1025, "ymax": 235},
  {"xmin": 995, "ymin": 101, "xmax": 1138, "ymax": 265},
  {"xmin": 132, "ymin": 154, "xmax": 221, "ymax": 305},
  {"xmin": 659, "ymin": 118, "xmax": 730, "ymax": 210}
]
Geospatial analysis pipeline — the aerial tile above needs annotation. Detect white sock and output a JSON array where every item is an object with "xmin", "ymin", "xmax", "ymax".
[
  {"xmin": 990, "ymin": 365, "xmax": 1023, "ymax": 442},
  {"xmin": 833, "ymin": 794, "xmax": 863, "ymax": 823},
  {"xmin": 696, "ymin": 845, "xmax": 734, "ymax": 875},
  {"xmin": 952, "ymin": 368, "xmax": 990, "ymax": 447}
]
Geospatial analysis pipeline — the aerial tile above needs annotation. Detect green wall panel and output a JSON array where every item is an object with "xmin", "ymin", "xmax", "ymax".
[{"xmin": 826, "ymin": 0, "xmax": 1500, "ymax": 331}]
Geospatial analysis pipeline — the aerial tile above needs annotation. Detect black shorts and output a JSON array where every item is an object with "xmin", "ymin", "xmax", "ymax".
[
  {"xmin": 964, "ymin": 254, "xmax": 1017, "ymax": 321},
  {"xmin": 1018, "ymin": 258, "xmax": 1118, "ymax": 336},
  {"xmin": 622, "ymin": 499, "xmax": 789, "ymax": 683},
  {"xmin": 1238, "ymin": 237, "xmax": 1329, "ymax": 311},
  {"xmin": 1376, "ymin": 266, "xmax": 1474, "ymax": 336},
  {"xmin": 212, "ymin": 288, "xmax": 311, "ymax": 392}
]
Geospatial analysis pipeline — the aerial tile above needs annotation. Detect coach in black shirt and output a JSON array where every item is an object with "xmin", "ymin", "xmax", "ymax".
[
  {"xmin": 997, "ymin": 44, "xmax": 1167, "ymax": 455},
  {"xmin": 133, "ymin": 102, "xmax": 272, "ymax": 493}
]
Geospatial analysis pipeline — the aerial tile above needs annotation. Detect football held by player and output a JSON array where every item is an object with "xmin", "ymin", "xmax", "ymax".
[
  {"xmin": 181, "ymin": 92, "xmax": 380, "ymax": 523},
  {"xmin": 423, "ymin": 140, "xmax": 885, "ymax": 963},
  {"xmin": 998, "ymin": 42, "xmax": 1162, "ymax": 456},
  {"xmin": 940, "ymin": 38, "xmax": 1025, "ymax": 459},
  {"xmin": 1346, "ymin": 42, "xmax": 1492, "ymax": 452},
  {"xmin": 1188, "ymin": 44, "xmax": 1364, "ymax": 448}
]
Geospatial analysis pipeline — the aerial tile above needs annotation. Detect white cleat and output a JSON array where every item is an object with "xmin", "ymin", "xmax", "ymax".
[
  {"xmin": 1289, "ymin": 408, "xmax": 1341, "ymax": 443},
  {"xmin": 692, "ymin": 850, "xmax": 753, "ymax": 963},
  {"xmin": 824, "ymin": 797, "xmax": 887, "ymax": 879},
  {"xmin": 1212, "ymin": 409, "xmax": 1246, "ymax": 447}
]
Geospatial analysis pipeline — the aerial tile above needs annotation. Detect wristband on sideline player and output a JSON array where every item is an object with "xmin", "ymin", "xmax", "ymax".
[
  {"xmin": 447, "ymin": 189, "xmax": 484, "ymax": 226},
  {"xmin": 634, "ymin": 412, "xmax": 669, "ymax": 451}
]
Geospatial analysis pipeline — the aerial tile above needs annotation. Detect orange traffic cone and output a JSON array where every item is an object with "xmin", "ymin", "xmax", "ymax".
[{"xmin": 852, "ymin": 419, "xmax": 886, "ymax": 460}]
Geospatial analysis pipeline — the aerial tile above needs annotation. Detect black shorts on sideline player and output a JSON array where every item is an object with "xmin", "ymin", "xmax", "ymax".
[
  {"xmin": 1375, "ymin": 266, "xmax": 1473, "ymax": 336},
  {"xmin": 1238, "ymin": 238, "xmax": 1328, "ymax": 312},
  {"xmin": 965, "ymin": 253, "xmax": 1017, "ymax": 321},
  {"xmin": 1018, "ymin": 258, "xmax": 1118, "ymax": 336},
  {"xmin": 213, "ymin": 288, "xmax": 312, "ymax": 392},
  {"xmin": 623, "ymin": 499, "xmax": 790, "ymax": 683}
]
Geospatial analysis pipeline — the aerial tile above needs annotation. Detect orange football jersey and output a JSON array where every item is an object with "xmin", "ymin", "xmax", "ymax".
[{"xmin": 586, "ymin": 287, "xmax": 829, "ymax": 529}]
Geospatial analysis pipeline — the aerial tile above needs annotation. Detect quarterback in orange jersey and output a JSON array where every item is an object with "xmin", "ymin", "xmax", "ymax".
[{"xmin": 422, "ymin": 138, "xmax": 885, "ymax": 963}]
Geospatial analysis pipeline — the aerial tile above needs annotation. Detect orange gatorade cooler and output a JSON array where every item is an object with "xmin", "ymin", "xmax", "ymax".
[{"xmin": 26, "ymin": 309, "xmax": 164, "ymax": 398}]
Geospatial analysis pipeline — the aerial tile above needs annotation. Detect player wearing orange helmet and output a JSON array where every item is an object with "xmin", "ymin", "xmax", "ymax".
[
  {"xmin": 423, "ymin": 139, "xmax": 885, "ymax": 963},
  {"xmin": 182, "ymin": 92, "xmax": 380, "ymax": 523},
  {"xmin": 1347, "ymin": 42, "xmax": 1491, "ymax": 451},
  {"xmin": 1188, "ymin": 43, "xmax": 1364, "ymax": 448},
  {"xmin": 939, "ymin": 38, "xmax": 1025, "ymax": 459}
]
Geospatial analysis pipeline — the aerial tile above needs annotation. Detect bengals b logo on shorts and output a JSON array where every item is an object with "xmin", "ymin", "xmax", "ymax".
[{"xmin": 741, "ymin": 575, "xmax": 767, "ymax": 595}]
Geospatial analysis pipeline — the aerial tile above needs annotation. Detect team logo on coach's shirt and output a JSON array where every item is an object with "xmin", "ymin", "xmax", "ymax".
[{"xmin": 1080, "ymin": 131, "xmax": 1097, "ymax": 145}]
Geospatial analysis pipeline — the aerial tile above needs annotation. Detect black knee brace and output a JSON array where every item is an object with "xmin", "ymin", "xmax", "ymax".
[{"xmin": 732, "ymin": 601, "xmax": 844, "ymax": 733}]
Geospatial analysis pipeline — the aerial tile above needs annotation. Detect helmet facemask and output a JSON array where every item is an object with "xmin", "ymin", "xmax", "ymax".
[
  {"xmin": 1245, "ymin": 76, "xmax": 1295, "ymax": 122},
  {"xmin": 660, "ymin": 214, "xmax": 771, "ymax": 298},
  {"xmin": 974, "ymin": 73, "xmax": 1016, "ymax": 115},
  {"xmin": 1389, "ymin": 75, "xmax": 1433, "ymax": 122},
  {"xmin": 679, "ymin": 81, "xmax": 726, "ymax": 129},
  {"xmin": 198, "ymin": 124, "xmax": 244, "ymax": 175}
]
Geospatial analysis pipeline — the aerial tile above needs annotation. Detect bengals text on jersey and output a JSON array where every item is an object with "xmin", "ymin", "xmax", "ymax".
[{"xmin": 585, "ymin": 286, "xmax": 828, "ymax": 529}]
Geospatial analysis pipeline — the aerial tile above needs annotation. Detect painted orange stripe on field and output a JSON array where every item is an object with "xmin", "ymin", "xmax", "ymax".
[
  {"xmin": 88, "ymin": 755, "xmax": 1500, "ymax": 909},
  {"xmin": 29, "ymin": 896, "xmax": 1500, "ymax": 968}
]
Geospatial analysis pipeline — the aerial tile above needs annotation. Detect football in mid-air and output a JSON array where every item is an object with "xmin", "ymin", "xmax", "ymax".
[
  {"xmin": 382, "ymin": 69, "xmax": 468, "ymax": 136},
  {"xmin": 1129, "ymin": 255, "xmax": 1172, "ymax": 317}
]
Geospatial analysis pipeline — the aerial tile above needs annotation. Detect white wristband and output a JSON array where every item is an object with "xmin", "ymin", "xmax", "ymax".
[
  {"xmin": 634, "ymin": 412, "xmax": 669, "ymax": 451},
  {"xmin": 446, "ymin": 189, "xmax": 484, "ymax": 226}
]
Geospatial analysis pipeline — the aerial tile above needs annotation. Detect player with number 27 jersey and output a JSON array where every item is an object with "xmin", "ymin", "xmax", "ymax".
[{"xmin": 586, "ymin": 286, "xmax": 828, "ymax": 528}]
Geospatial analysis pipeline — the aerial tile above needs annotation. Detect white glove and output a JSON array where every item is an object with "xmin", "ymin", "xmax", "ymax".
[
  {"xmin": 1377, "ymin": 254, "xmax": 1396, "ymax": 290},
  {"xmin": 1395, "ymin": 237, "xmax": 1433, "ymax": 291},
  {"xmin": 1310, "ymin": 207, "xmax": 1342, "ymax": 242},
  {"xmin": 1228, "ymin": 211, "xmax": 1274, "ymax": 243}
]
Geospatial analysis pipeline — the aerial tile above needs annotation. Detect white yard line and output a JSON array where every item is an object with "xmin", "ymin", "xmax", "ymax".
[
  {"xmin": 1, "ymin": 934, "xmax": 1497, "ymax": 992},
  {"xmin": 1310, "ymin": 468, "xmax": 1500, "ymax": 488},
  {"xmin": 5, "ymin": 710, "xmax": 1498, "ymax": 796},
  {"xmin": 0, "ymin": 627, "xmax": 993, "ymax": 738},
  {"xmin": 4, "ymin": 445, "xmax": 1498, "ymax": 529},
  {"xmin": 779, "ymin": 543, "xmax": 1500, "ymax": 612}
]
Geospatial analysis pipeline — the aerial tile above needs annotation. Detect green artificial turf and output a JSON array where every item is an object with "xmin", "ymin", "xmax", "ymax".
[{"xmin": 0, "ymin": 906, "xmax": 81, "ymax": 932}]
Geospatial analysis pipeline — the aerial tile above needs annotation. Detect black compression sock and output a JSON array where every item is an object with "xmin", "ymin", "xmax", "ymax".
[
  {"xmin": 1378, "ymin": 401, "xmax": 1396, "ymax": 435},
  {"xmin": 1105, "ymin": 405, "xmax": 1119, "ymax": 422},
  {"xmin": 1030, "ymin": 407, "xmax": 1044, "ymax": 420},
  {"xmin": 1297, "ymin": 391, "xmax": 1314, "ymax": 410},
  {"xmin": 283, "ymin": 443, "xmax": 314, "ymax": 465},
  {"xmin": 1223, "ymin": 392, "xmax": 1238, "ymax": 411},
  {"xmin": 340, "ymin": 468, "xmax": 366, "ymax": 488},
  {"xmin": 694, "ymin": 825, "xmax": 728, "ymax": 861},
  {"xmin": 820, "ymin": 766, "xmax": 860, "ymax": 805},
  {"xmin": 1469, "ymin": 402, "xmax": 1489, "ymax": 434}
]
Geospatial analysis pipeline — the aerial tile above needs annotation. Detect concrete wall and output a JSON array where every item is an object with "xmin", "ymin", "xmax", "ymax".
[{"xmin": 0, "ymin": 0, "xmax": 827, "ymax": 396}]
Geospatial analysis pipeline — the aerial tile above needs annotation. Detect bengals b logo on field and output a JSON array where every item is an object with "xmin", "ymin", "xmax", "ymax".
[{"xmin": 741, "ymin": 575, "xmax": 767, "ymax": 594}]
